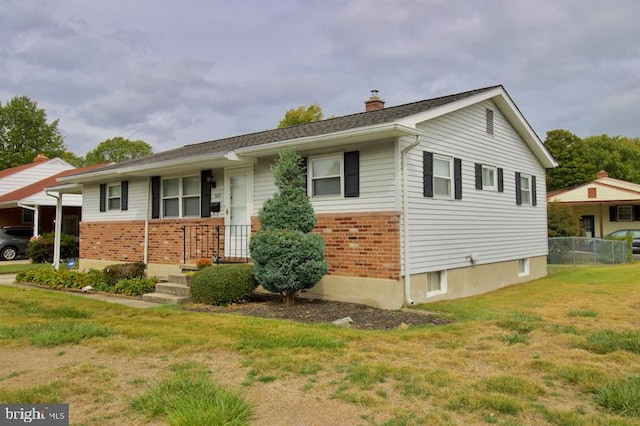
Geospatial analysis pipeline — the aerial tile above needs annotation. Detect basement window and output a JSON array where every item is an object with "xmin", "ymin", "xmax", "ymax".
[
  {"xmin": 427, "ymin": 270, "xmax": 448, "ymax": 297},
  {"xmin": 518, "ymin": 258, "xmax": 530, "ymax": 277}
]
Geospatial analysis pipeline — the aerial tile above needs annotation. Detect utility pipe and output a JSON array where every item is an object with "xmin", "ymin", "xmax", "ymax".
[
  {"xmin": 144, "ymin": 177, "xmax": 150, "ymax": 265},
  {"xmin": 400, "ymin": 135, "xmax": 422, "ymax": 306}
]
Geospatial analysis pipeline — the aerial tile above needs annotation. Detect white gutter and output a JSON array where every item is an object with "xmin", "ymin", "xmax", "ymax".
[
  {"xmin": 236, "ymin": 123, "xmax": 423, "ymax": 155},
  {"xmin": 400, "ymin": 135, "xmax": 422, "ymax": 306},
  {"xmin": 144, "ymin": 177, "xmax": 151, "ymax": 265},
  {"xmin": 17, "ymin": 202, "xmax": 39, "ymax": 237},
  {"xmin": 45, "ymin": 191, "xmax": 63, "ymax": 270}
]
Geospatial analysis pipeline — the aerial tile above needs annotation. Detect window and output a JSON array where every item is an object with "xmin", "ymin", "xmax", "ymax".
[
  {"xmin": 433, "ymin": 156, "xmax": 453, "ymax": 198},
  {"xmin": 518, "ymin": 258, "xmax": 530, "ymax": 277},
  {"xmin": 427, "ymin": 270, "xmax": 448, "ymax": 296},
  {"xmin": 617, "ymin": 205, "xmax": 633, "ymax": 222},
  {"xmin": 482, "ymin": 165, "xmax": 497, "ymax": 191},
  {"xmin": 486, "ymin": 108, "xmax": 494, "ymax": 135},
  {"xmin": 108, "ymin": 184, "xmax": 121, "ymax": 210},
  {"xmin": 162, "ymin": 176, "xmax": 201, "ymax": 218},
  {"xmin": 520, "ymin": 174, "xmax": 531, "ymax": 205},
  {"xmin": 310, "ymin": 155, "xmax": 342, "ymax": 197},
  {"xmin": 22, "ymin": 208, "xmax": 34, "ymax": 224}
]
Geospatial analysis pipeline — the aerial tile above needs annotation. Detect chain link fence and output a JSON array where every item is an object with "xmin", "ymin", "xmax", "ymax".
[{"xmin": 548, "ymin": 237, "xmax": 631, "ymax": 266}]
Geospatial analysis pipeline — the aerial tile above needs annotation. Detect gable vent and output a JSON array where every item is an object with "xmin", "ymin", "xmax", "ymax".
[{"xmin": 486, "ymin": 108, "xmax": 494, "ymax": 135}]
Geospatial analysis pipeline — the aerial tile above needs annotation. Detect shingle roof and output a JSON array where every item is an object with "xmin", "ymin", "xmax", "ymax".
[
  {"xmin": 0, "ymin": 163, "xmax": 107, "ymax": 203},
  {"xmin": 70, "ymin": 85, "xmax": 500, "ymax": 176}
]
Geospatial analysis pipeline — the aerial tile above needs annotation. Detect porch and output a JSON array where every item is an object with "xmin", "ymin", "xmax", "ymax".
[{"xmin": 182, "ymin": 224, "xmax": 251, "ymax": 265}]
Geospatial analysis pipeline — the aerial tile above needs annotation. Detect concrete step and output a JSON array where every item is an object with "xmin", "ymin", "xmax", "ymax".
[
  {"xmin": 155, "ymin": 282, "xmax": 190, "ymax": 297},
  {"xmin": 168, "ymin": 274, "xmax": 192, "ymax": 286},
  {"xmin": 142, "ymin": 292, "xmax": 189, "ymax": 304}
]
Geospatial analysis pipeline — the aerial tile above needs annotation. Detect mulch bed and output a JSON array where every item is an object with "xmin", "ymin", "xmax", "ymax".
[{"xmin": 183, "ymin": 293, "xmax": 449, "ymax": 330}]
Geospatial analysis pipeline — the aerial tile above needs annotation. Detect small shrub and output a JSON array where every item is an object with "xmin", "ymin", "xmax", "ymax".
[
  {"xmin": 113, "ymin": 277, "xmax": 157, "ymax": 296},
  {"xmin": 190, "ymin": 264, "xmax": 258, "ymax": 306},
  {"xmin": 103, "ymin": 262, "xmax": 146, "ymax": 285},
  {"xmin": 26, "ymin": 233, "xmax": 78, "ymax": 263},
  {"xmin": 196, "ymin": 258, "xmax": 213, "ymax": 270}
]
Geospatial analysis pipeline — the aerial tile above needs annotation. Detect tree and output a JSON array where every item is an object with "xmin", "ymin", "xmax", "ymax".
[
  {"xmin": 545, "ymin": 130, "xmax": 640, "ymax": 191},
  {"xmin": 277, "ymin": 104, "xmax": 324, "ymax": 128},
  {"xmin": 249, "ymin": 147, "xmax": 328, "ymax": 305},
  {"xmin": 547, "ymin": 202, "xmax": 583, "ymax": 237},
  {"xmin": 84, "ymin": 137, "xmax": 152, "ymax": 165},
  {"xmin": 0, "ymin": 96, "xmax": 67, "ymax": 169}
]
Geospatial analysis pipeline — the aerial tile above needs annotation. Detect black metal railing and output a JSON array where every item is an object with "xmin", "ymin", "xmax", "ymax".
[{"xmin": 182, "ymin": 225, "xmax": 251, "ymax": 264}]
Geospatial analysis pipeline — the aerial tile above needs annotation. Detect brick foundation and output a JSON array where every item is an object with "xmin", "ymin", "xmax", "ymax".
[{"xmin": 81, "ymin": 211, "xmax": 401, "ymax": 280}]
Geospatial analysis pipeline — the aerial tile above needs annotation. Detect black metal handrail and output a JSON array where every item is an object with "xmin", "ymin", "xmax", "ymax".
[{"xmin": 182, "ymin": 224, "xmax": 250, "ymax": 264}]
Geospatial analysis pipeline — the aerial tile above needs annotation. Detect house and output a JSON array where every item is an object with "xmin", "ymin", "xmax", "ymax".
[
  {"xmin": 0, "ymin": 155, "xmax": 83, "ymax": 236},
  {"xmin": 547, "ymin": 171, "xmax": 640, "ymax": 238},
  {"xmin": 54, "ymin": 85, "xmax": 556, "ymax": 309}
]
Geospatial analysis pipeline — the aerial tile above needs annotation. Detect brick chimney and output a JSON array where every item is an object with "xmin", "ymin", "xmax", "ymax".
[
  {"xmin": 364, "ymin": 89, "xmax": 385, "ymax": 112},
  {"xmin": 596, "ymin": 170, "xmax": 609, "ymax": 179},
  {"xmin": 34, "ymin": 153, "xmax": 48, "ymax": 162}
]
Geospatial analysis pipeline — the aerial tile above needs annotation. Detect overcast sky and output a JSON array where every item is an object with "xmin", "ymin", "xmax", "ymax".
[{"xmin": 1, "ymin": 0, "xmax": 638, "ymax": 156}]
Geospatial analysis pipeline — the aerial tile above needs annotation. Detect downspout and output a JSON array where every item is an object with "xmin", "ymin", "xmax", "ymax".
[
  {"xmin": 45, "ymin": 191, "xmax": 63, "ymax": 270},
  {"xmin": 144, "ymin": 177, "xmax": 150, "ymax": 265},
  {"xmin": 17, "ymin": 203, "xmax": 39, "ymax": 236},
  {"xmin": 401, "ymin": 135, "xmax": 421, "ymax": 306}
]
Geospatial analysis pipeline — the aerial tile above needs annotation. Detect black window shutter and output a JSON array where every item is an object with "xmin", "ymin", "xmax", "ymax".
[
  {"xmin": 200, "ymin": 170, "xmax": 212, "ymax": 218},
  {"xmin": 634, "ymin": 205, "xmax": 640, "ymax": 221},
  {"xmin": 344, "ymin": 151, "xmax": 359, "ymax": 198},
  {"xmin": 531, "ymin": 175, "xmax": 537, "ymax": 206},
  {"xmin": 515, "ymin": 172, "xmax": 522, "ymax": 205},
  {"xmin": 609, "ymin": 206, "xmax": 618, "ymax": 222},
  {"xmin": 498, "ymin": 168, "xmax": 504, "ymax": 192},
  {"xmin": 151, "ymin": 176, "xmax": 160, "ymax": 219},
  {"xmin": 99, "ymin": 184, "xmax": 106, "ymax": 212},
  {"xmin": 423, "ymin": 151, "xmax": 433, "ymax": 198},
  {"xmin": 301, "ymin": 157, "xmax": 308, "ymax": 196},
  {"xmin": 475, "ymin": 163, "xmax": 483, "ymax": 190},
  {"xmin": 121, "ymin": 181, "xmax": 129, "ymax": 211},
  {"xmin": 454, "ymin": 158, "xmax": 462, "ymax": 200}
]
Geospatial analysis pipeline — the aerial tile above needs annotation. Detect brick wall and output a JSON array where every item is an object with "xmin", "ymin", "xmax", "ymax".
[
  {"xmin": 81, "ymin": 211, "xmax": 401, "ymax": 280},
  {"xmin": 251, "ymin": 211, "xmax": 401, "ymax": 280}
]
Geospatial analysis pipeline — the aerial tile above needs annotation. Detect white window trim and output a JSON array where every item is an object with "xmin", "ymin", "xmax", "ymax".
[
  {"xmin": 617, "ymin": 205, "xmax": 633, "ymax": 222},
  {"xmin": 308, "ymin": 153, "xmax": 343, "ymax": 198},
  {"xmin": 518, "ymin": 258, "xmax": 530, "ymax": 277},
  {"xmin": 482, "ymin": 164, "xmax": 497, "ymax": 191},
  {"xmin": 162, "ymin": 175, "xmax": 201, "ymax": 218},
  {"xmin": 427, "ymin": 270, "xmax": 448, "ymax": 297},
  {"xmin": 182, "ymin": 175, "xmax": 202, "ymax": 218},
  {"xmin": 520, "ymin": 174, "xmax": 532, "ymax": 205},
  {"xmin": 433, "ymin": 154, "xmax": 453, "ymax": 199},
  {"xmin": 107, "ymin": 183, "xmax": 121, "ymax": 211}
]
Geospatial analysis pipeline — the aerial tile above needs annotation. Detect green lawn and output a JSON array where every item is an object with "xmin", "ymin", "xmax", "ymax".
[{"xmin": 1, "ymin": 263, "xmax": 639, "ymax": 425}]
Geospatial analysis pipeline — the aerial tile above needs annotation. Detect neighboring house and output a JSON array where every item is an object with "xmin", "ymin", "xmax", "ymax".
[
  {"xmin": 0, "ymin": 155, "xmax": 82, "ymax": 236},
  {"xmin": 55, "ymin": 85, "xmax": 556, "ymax": 308},
  {"xmin": 547, "ymin": 171, "xmax": 640, "ymax": 238}
]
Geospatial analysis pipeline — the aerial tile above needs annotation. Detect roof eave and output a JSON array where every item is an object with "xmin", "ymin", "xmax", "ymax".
[{"xmin": 235, "ymin": 123, "xmax": 423, "ymax": 156}]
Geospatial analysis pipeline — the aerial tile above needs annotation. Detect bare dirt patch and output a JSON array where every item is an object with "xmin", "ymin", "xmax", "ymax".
[{"xmin": 184, "ymin": 292, "xmax": 448, "ymax": 330}]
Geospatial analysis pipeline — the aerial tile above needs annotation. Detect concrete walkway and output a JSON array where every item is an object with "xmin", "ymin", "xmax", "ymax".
[{"xmin": 0, "ymin": 274, "xmax": 161, "ymax": 308}]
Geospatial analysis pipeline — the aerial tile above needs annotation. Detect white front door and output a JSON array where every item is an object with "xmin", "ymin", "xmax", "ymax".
[{"xmin": 224, "ymin": 167, "xmax": 252, "ymax": 258}]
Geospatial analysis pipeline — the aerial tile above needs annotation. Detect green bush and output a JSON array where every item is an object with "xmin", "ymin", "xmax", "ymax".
[
  {"xmin": 113, "ymin": 277, "xmax": 157, "ymax": 296},
  {"xmin": 15, "ymin": 266, "xmax": 155, "ymax": 296},
  {"xmin": 26, "ymin": 232, "xmax": 78, "ymax": 263},
  {"xmin": 103, "ymin": 262, "xmax": 146, "ymax": 285},
  {"xmin": 190, "ymin": 264, "xmax": 258, "ymax": 306}
]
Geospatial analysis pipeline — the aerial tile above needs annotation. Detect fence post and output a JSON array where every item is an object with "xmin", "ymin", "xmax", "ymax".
[{"xmin": 572, "ymin": 237, "xmax": 576, "ymax": 267}]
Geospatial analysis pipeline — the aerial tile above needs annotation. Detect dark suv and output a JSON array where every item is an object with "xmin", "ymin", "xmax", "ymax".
[{"xmin": 0, "ymin": 226, "xmax": 33, "ymax": 261}]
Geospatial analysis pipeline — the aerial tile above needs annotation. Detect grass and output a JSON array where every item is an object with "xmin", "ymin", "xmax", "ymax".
[
  {"xmin": 0, "ymin": 262, "xmax": 51, "ymax": 274},
  {"xmin": 1, "ymin": 263, "xmax": 640, "ymax": 424},
  {"xmin": 130, "ymin": 362, "xmax": 252, "ymax": 425}
]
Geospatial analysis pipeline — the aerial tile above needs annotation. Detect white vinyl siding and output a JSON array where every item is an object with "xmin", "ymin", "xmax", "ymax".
[
  {"xmin": 83, "ymin": 179, "xmax": 149, "ymax": 222},
  {"xmin": 253, "ymin": 140, "xmax": 399, "ymax": 214},
  {"xmin": 0, "ymin": 159, "xmax": 74, "ymax": 197},
  {"xmin": 404, "ymin": 100, "xmax": 548, "ymax": 274}
]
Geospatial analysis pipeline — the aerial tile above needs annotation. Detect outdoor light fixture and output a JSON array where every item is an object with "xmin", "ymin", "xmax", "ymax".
[{"xmin": 205, "ymin": 174, "xmax": 216, "ymax": 189}]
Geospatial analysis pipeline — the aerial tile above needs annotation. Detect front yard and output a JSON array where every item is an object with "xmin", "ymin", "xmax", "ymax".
[{"xmin": 1, "ymin": 263, "xmax": 639, "ymax": 425}]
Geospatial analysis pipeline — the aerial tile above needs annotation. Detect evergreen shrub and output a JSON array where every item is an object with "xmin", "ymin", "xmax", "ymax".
[{"xmin": 190, "ymin": 264, "xmax": 257, "ymax": 306}]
